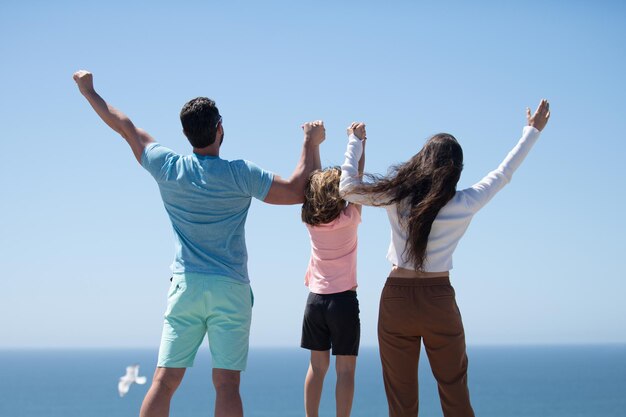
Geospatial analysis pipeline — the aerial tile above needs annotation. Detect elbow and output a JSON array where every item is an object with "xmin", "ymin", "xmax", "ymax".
[
  {"xmin": 339, "ymin": 187, "xmax": 355, "ymax": 200},
  {"xmin": 287, "ymin": 181, "xmax": 306, "ymax": 204},
  {"xmin": 119, "ymin": 130, "xmax": 132, "ymax": 142},
  {"xmin": 120, "ymin": 119, "xmax": 139, "ymax": 143},
  {"xmin": 265, "ymin": 191, "xmax": 304, "ymax": 206},
  {"xmin": 338, "ymin": 179, "xmax": 353, "ymax": 197},
  {"xmin": 290, "ymin": 195, "xmax": 305, "ymax": 204},
  {"xmin": 339, "ymin": 186, "xmax": 358, "ymax": 202},
  {"xmin": 264, "ymin": 178, "xmax": 305, "ymax": 205},
  {"xmin": 117, "ymin": 124, "xmax": 134, "ymax": 142}
]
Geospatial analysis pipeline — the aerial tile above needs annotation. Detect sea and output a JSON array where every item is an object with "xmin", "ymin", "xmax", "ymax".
[{"xmin": 1, "ymin": 345, "xmax": 625, "ymax": 417}]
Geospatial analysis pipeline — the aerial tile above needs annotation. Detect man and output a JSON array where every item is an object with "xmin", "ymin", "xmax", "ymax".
[{"xmin": 73, "ymin": 70, "xmax": 325, "ymax": 417}]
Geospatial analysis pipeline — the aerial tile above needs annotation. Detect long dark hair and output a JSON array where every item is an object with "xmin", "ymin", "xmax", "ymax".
[{"xmin": 352, "ymin": 133, "xmax": 463, "ymax": 270}]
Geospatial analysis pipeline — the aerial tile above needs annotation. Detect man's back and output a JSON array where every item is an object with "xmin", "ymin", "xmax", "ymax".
[
  {"xmin": 72, "ymin": 69, "xmax": 326, "ymax": 417},
  {"xmin": 141, "ymin": 143, "xmax": 274, "ymax": 282}
]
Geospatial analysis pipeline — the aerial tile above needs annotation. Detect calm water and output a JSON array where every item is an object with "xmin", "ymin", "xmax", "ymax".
[{"xmin": 0, "ymin": 346, "xmax": 625, "ymax": 417}]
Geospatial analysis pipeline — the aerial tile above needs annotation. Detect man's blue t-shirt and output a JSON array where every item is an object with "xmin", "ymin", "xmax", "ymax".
[{"xmin": 141, "ymin": 143, "xmax": 274, "ymax": 283}]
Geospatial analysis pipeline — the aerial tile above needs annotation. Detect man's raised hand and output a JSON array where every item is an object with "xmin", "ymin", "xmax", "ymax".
[
  {"xmin": 73, "ymin": 70, "xmax": 94, "ymax": 95},
  {"xmin": 302, "ymin": 120, "xmax": 326, "ymax": 146}
]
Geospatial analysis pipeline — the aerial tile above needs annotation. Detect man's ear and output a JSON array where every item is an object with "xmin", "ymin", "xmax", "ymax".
[{"xmin": 217, "ymin": 124, "xmax": 224, "ymax": 143}]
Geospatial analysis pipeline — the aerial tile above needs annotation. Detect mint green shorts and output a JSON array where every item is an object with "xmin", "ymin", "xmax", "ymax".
[{"xmin": 157, "ymin": 273, "xmax": 254, "ymax": 371}]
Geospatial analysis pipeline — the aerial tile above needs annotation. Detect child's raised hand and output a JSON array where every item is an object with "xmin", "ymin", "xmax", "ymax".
[
  {"xmin": 347, "ymin": 122, "xmax": 367, "ymax": 141},
  {"xmin": 526, "ymin": 99, "xmax": 550, "ymax": 131}
]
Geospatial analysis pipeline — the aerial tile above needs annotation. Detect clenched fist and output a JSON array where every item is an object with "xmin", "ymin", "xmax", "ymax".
[
  {"xmin": 73, "ymin": 70, "xmax": 94, "ymax": 95},
  {"xmin": 347, "ymin": 122, "xmax": 366, "ymax": 141},
  {"xmin": 302, "ymin": 120, "xmax": 326, "ymax": 146}
]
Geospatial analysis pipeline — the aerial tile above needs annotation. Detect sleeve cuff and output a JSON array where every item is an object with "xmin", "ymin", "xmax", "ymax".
[
  {"xmin": 259, "ymin": 172, "xmax": 275, "ymax": 201},
  {"xmin": 140, "ymin": 142, "xmax": 160, "ymax": 167},
  {"xmin": 523, "ymin": 125, "xmax": 541, "ymax": 136}
]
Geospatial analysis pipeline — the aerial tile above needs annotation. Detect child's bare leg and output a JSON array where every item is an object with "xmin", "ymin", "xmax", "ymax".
[
  {"xmin": 304, "ymin": 350, "xmax": 330, "ymax": 417},
  {"xmin": 335, "ymin": 355, "xmax": 357, "ymax": 417}
]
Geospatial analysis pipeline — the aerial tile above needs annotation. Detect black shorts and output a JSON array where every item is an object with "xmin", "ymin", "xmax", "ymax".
[{"xmin": 300, "ymin": 290, "xmax": 360, "ymax": 356}]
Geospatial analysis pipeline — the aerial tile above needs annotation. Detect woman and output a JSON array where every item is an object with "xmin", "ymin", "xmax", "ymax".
[{"xmin": 339, "ymin": 100, "xmax": 551, "ymax": 417}]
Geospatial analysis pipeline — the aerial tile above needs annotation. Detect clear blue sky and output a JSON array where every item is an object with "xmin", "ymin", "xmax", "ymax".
[{"xmin": 1, "ymin": 0, "xmax": 624, "ymax": 348}]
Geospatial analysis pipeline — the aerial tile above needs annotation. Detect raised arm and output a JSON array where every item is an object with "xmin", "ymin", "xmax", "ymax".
[
  {"xmin": 339, "ymin": 122, "xmax": 385, "ymax": 206},
  {"xmin": 346, "ymin": 122, "xmax": 367, "ymax": 213},
  {"xmin": 463, "ymin": 99, "xmax": 551, "ymax": 210},
  {"xmin": 352, "ymin": 122, "xmax": 366, "ymax": 177},
  {"xmin": 73, "ymin": 70, "xmax": 154, "ymax": 163},
  {"xmin": 263, "ymin": 121, "xmax": 325, "ymax": 205}
]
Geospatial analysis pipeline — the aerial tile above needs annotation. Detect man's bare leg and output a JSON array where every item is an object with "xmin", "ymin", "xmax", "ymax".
[
  {"xmin": 335, "ymin": 355, "xmax": 357, "ymax": 417},
  {"xmin": 304, "ymin": 350, "xmax": 330, "ymax": 417},
  {"xmin": 139, "ymin": 367, "xmax": 186, "ymax": 417},
  {"xmin": 213, "ymin": 368, "xmax": 243, "ymax": 417}
]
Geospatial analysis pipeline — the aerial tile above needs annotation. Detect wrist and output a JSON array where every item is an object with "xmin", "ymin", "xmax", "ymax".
[
  {"xmin": 303, "ymin": 136, "xmax": 321, "ymax": 147},
  {"xmin": 523, "ymin": 125, "xmax": 541, "ymax": 137},
  {"xmin": 80, "ymin": 87, "xmax": 96, "ymax": 97}
]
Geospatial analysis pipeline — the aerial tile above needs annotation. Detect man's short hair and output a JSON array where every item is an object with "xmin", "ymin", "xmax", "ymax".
[{"xmin": 180, "ymin": 97, "xmax": 221, "ymax": 148}]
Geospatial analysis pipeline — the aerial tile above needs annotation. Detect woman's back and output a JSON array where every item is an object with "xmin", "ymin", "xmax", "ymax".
[{"xmin": 341, "ymin": 125, "xmax": 542, "ymax": 272}]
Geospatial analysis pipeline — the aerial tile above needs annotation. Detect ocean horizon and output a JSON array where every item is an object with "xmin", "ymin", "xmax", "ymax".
[{"xmin": 1, "ymin": 345, "xmax": 625, "ymax": 417}]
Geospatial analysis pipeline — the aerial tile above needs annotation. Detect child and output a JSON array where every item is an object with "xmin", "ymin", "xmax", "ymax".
[
  {"xmin": 338, "ymin": 101, "xmax": 550, "ymax": 417},
  {"xmin": 300, "ymin": 123, "xmax": 367, "ymax": 417}
]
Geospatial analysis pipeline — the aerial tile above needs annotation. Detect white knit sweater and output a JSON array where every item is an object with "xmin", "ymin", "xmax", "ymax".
[{"xmin": 339, "ymin": 126, "xmax": 541, "ymax": 272}]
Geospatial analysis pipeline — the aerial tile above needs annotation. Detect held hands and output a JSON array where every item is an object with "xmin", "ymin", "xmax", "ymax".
[
  {"xmin": 302, "ymin": 120, "xmax": 326, "ymax": 145},
  {"xmin": 347, "ymin": 122, "xmax": 366, "ymax": 141},
  {"xmin": 73, "ymin": 70, "xmax": 95, "ymax": 95},
  {"xmin": 526, "ymin": 99, "xmax": 551, "ymax": 131}
]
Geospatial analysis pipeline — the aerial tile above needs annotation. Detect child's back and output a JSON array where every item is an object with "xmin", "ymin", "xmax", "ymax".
[{"xmin": 304, "ymin": 202, "xmax": 361, "ymax": 294}]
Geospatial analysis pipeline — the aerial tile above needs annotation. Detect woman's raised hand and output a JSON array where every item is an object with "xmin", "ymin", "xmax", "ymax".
[
  {"xmin": 527, "ymin": 99, "xmax": 551, "ymax": 131},
  {"xmin": 347, "ymin": 122, "xmax": 367, "ymax": 141}
]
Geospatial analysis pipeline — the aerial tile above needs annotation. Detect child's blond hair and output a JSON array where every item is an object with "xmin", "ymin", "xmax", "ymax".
[{"xmin": 301, "ymin": 167, "xmax": 346, "ymax": 226}]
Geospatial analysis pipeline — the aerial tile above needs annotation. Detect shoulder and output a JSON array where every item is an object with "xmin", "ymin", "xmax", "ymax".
[
  {"xmin": 230, "ymin": 159, "xmax": 261, "ymax": 173},
  {"xmin": 147, "ymin": 142, "xmax": 176, "ymax": 154},
  {"xmin": 227, "ymin": 159, "xmax": 274, "ymax": 199},
  {"xmin": 306, "ymin": 204, "xmax": 360, "ymax": 231},
  {"xmin": 227, "ymin": 159, "xmax": 263, "ymax": 179},
  {"xmin": 442, "ymin": 188, "xmax": 482, "ymax": 213},
  {"xmin": 235, "ymin": 159, "xmax": 274, "ymax": 182},
  {"xmin": 344, "ymin": 203, "xmax": 361, "ymax": 220},
  {"xmin": 447, "ymin": 190, "xmax": 469, "ymax": 204},
  {"xmin": 142, "ymin": 143, "xmax": 182, "ymax": 163},
  {"xmin": 141, "ymin": 143, "xmax": 183, "ymax": 179},
  {"xmin": 337, "ymin": 204, "xmax": 362, "ymax": 226}
]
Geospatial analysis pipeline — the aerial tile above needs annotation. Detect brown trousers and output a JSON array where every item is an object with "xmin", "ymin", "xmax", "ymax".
[{"xmin": 378, "ymin": 277, "xmax": 475, "ymax": 417}]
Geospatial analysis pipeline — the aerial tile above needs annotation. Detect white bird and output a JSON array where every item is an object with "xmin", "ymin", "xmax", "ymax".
[{"xmin": 118, "ymin": 364, "xmax": 147, "ymax": 397}]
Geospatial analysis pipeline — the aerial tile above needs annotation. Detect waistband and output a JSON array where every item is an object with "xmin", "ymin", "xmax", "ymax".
[
  {"xmin": 171, "ymin": 272, "xmax": 246, "ymax": 284},
  {"xmin": 309, "ymin": 289, "xmax": 357, "ymax": 298},
  {"xmin": 384, "ymin": 276, "xmax": 451, "ymax": 287},
  {"xmin": 389, "ymin": 266, "xmax": 450, "ymax": 279}
]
